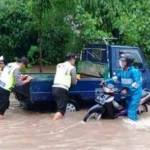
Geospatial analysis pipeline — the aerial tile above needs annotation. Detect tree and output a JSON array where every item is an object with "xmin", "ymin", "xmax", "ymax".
[
  {"xmin": 30, "ymin": 0, "xmax": 52, "ymax": 72},
  {"xmin": 0, "ymin": 0, "xmax": 34, "ymax": 61},
  {"xmin": 1, "ymin": 0, "xmax": 150, "ymax": 65}
]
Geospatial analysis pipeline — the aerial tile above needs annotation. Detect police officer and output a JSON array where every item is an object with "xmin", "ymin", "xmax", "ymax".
[
  {"xmin": 0, "ymin": 57, "xmax": 32, "ymax": 119},
  {"xmin": 52, "ymin": 53, "xmax": 79, "ymax": 120},
  {"xmin": 112, "ymin": 54, "xmax": 142, "ymax": 122}
]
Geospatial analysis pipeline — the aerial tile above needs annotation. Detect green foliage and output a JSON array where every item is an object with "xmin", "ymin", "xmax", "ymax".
[
  {"xmin": 0, "ymin": 0, "xmax": 150, "ymax": 64},
  {"xmin": 0, "ymin": 0, "xmax": 35, "ymax": 61},
  {"xmin": 69, "ymin": 5, "xmax": 110, "ymax": 43},
  {"xmin": 27, "ymin": 45, "xmax": 39, "ymax": 64}
]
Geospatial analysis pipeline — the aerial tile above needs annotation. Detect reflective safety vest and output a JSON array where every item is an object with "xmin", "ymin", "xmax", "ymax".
[
  {"xmin": 0, "ymin": 63, "xmax": 19, "ymax": 91},
  {"xmin": 53, "ymin": 61, "xmax": 75, "ymax": 90}
]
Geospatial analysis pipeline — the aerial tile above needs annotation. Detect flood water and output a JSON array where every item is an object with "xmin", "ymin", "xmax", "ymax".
[{"xmin": 0, "ymin": 95, "xmax": 150, "ymax": 150}]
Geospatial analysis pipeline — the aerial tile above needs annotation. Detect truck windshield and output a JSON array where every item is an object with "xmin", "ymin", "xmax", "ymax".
[{"xmin": 77, "ymin": 46, "xmax": 108, "ymax": 78}]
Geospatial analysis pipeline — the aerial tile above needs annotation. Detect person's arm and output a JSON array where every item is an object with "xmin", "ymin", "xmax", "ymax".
[
  {"xmin": 129, "ymin": 69, "xmax": 142, "ymax": 92},
  {"xmin": 105, "ymin": 71, "xmax": 121, "ymax": 85},
  {"xmin": 13, "ymin": 69, "xmax": 32, "ymax": 86},
  {"xmin": 70, "ymin": 67, "xmax": 77, "ymax": 85}
]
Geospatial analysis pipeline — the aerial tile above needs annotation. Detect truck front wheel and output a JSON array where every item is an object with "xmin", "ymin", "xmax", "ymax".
[{"xmin": 66, "ymin": 100, "xmax": 79, "ymax": 112}]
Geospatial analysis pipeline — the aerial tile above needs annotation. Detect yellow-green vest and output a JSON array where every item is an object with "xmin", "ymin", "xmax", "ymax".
[
  {"xmin": 53, "ymin": 61, "xmax": 75, "ymax": 90},
  {"xmin": 0, "ymin": 63, "xmax": 19, "ymax": 91}
]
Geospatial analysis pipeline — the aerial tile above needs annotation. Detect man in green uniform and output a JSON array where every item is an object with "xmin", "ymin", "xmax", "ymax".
[{"xmin": 0, "ymin": 57, "xmax": 32, "ymax": 119}]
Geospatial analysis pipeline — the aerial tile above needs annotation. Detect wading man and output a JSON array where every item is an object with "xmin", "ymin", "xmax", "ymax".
[
  {"xmin": 52, "ymin": 53, "xmax": 79, "ymax": 120},
  {"xmin": 0, "ymin": 57, "xmax": 32, "ymax": 119}
]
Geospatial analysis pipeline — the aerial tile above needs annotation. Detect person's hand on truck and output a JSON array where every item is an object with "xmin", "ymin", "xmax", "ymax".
[
  {"xmin": 27, "ymin": 75, "xmax": 33, "ymax": 81},
  {"xmin": 76, "ymin": 74, "xmax": 81, "ymax": 80},
  {"xmin": 20, "ymin": 75, "xmax": 28, "ymax": 80},
  {"xmin": 21, "ymin": 75, "xmax": 33, "ymax": 83}
]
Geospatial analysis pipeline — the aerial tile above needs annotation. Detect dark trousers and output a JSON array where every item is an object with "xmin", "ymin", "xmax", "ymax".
[
  {"xmin": 0, "ymin": 87, "xmax": 10, "ymax": 115},
  {"xmin": 52, "ymin": 87, "xmax": 69, "ymax": 115}
]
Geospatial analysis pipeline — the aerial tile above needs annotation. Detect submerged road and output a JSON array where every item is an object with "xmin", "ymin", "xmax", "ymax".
[{"xmin": 0, "ymin": 96, "xmax": 150, "ymax": 150}]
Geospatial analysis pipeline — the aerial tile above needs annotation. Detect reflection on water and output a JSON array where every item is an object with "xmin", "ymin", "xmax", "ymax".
[{"xmin": 0, "ymin": 97, "xmax": 150, "ymax": 149}]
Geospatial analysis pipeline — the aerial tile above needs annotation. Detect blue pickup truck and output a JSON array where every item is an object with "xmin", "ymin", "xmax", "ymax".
[{"xmin": 15, "ymin": 44, "xmax": 150, "ymax": 112}]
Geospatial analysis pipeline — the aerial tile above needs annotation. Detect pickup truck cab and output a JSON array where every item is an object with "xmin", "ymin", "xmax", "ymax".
[{"xmin": 15, "ymin": 44, "xmax": 150, "ymax": 111}]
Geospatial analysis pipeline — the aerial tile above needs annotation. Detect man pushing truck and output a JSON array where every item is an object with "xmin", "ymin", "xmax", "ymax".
[
  {"xmin": 0, "ymin": 57, "xmax": 32, "ymax": 120},
  {"xmin": 52, "ymin": 53, "xmax": 80, "ymax": 120}
]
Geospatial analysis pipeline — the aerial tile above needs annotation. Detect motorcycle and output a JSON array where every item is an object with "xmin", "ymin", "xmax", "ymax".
[{"xmin": 83, "ymin": 83, "xmax": 150, "ymax": 122}]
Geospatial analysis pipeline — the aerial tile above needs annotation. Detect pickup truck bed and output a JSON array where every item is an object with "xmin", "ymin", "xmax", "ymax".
[{"xmin": 14, "ymin": 73, "xmax": 101, "ymax": 110}]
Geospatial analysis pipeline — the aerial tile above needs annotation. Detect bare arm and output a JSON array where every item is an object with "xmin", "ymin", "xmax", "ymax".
[
  {"xmin": 13, "ymin": 69, "xmax": 32, "ymax": 85},
  {"xmin": 70, "ymin": 67, "xmax": 77, "ymax": 85}
]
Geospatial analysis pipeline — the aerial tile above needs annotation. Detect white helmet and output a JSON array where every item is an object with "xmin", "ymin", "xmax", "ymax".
[{"xmin": 0, "ymin": 56, "xmax": 4, "ymax": 64}]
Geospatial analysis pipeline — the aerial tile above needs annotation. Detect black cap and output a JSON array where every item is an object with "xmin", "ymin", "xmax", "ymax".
[
  {"xmin": 65, "ymin": 53, "xmax": 77, "ymax": 61},
  {"xmin": 17, "ymin": 57, "xmax": 29, "ymax": 67}
]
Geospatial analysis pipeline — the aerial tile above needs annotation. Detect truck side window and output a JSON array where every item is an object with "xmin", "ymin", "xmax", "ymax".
[{"xmin": 118, "ymin": 49, "xmax": 143, "ymax": 69}]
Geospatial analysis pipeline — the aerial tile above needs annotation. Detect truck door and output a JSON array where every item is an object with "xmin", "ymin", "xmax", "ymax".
[{"xmin": 112, "ymin": 47, "xmax": 150, "ymax": 89}]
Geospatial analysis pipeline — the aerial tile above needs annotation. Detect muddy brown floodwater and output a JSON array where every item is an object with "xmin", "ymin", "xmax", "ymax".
[{"xmin": 0, "ymin": 95, "xmax": 150, "ymax": 150}]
